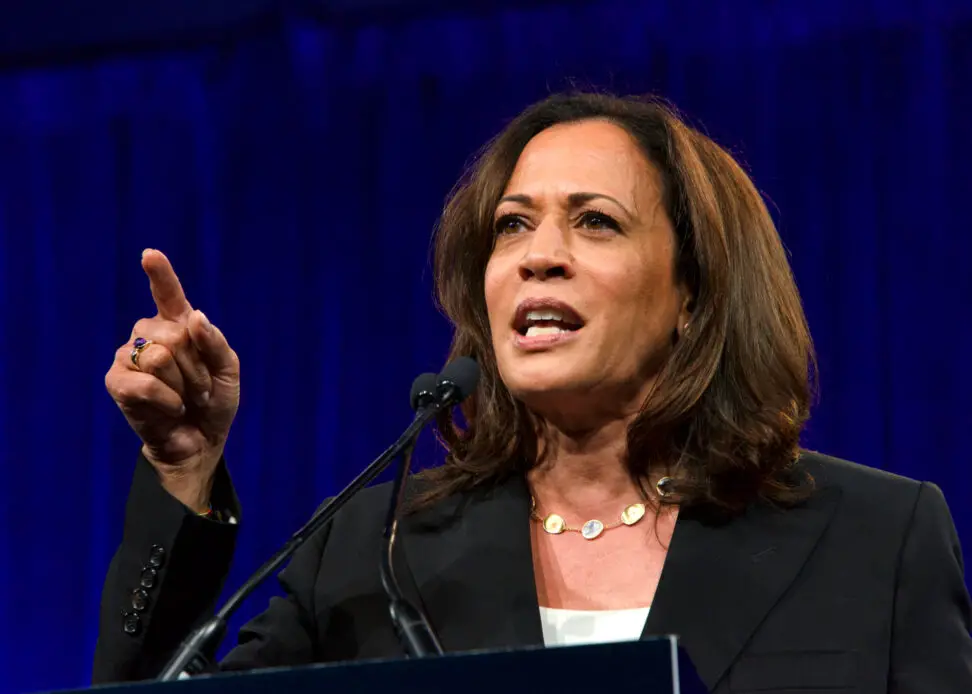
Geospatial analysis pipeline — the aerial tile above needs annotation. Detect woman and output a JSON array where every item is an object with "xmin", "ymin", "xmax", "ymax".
[{"xmin": 96, "ymin": 92, "xmax": 972, "ymax": 692}]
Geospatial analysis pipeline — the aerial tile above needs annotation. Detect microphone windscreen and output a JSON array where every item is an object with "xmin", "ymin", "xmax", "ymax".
[
  {"xmin": 409, "ymin": 372, "xmax": 439, "ymax": 411},
  {"xmin": 437, "ymin": 356, "xmax": 480, "ymax": 402}
]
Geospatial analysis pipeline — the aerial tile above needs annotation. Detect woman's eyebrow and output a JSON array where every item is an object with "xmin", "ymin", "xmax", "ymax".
[{"xmin": 496, "ymin": 192, "xmax": 633, "ymax": 218}]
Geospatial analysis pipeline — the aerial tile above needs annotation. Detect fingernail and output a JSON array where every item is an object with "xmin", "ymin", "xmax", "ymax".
[
  {"xmin": 198, "ymin": 311, "xmax": 213, "ymax": 332},
  {"xmin": 142, "ymin": 248, "xmax": 153, "ymax": 259},
  {"xmin": 198, "ymin": 391, "xmax": 210, "ymax": 405},
  {"xmin": 179, "ymin": 404, "xmax": 186, "ymax": 416}
]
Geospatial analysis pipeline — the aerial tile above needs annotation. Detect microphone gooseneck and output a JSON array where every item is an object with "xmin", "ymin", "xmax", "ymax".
[
  {"xmin": 379, "ymin": 357, "xmax": 480, "ymax": 658},
  {"xmin": 157, "ymin": 360, "xmax": 479, "ymax": 681}
]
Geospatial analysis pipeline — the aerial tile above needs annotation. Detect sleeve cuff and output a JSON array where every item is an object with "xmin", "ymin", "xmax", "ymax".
[{"xmin": 118, "ymin": 454, "xmax": 241, "ymax": 644}]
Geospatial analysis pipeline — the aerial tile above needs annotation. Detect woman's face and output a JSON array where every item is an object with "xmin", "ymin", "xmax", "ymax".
[{"xmin": 484, "ymin": 119, "xmax": 691, "ymax": 427}]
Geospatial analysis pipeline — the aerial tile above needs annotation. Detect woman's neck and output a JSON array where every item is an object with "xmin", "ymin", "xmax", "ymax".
[{"xmin": 527, "ymin": 418, "xmax": 646, "ymax": 515}]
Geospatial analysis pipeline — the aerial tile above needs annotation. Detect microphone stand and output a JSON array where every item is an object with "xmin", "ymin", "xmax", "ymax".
[
  {"xmin": 376, "ymin": 375, "xmax": 471, "ymax": 657},
  {"xmin": 158, "ymin": 356, "xmax": 478, "ymax": 681},
  {"xmin": 156, "ymin": 406, "xmax": 440, "ymax": 681},
  {"xmin": 379, "ymin": 436, "xmax": 444, "ymax": 657}
]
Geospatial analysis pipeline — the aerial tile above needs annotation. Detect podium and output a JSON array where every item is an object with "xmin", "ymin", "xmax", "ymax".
[{"xmin": 50, "ymin": 638, "xmax": 708, "ymax": 693}]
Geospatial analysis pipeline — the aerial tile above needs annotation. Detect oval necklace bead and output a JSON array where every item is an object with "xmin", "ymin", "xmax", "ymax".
[{"xmin": 530, "ymin": 477, "xmax": 672, "ymax": 540}]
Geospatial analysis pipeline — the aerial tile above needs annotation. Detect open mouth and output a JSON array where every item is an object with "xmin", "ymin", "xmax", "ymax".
[{"xmin": 513, "ymin": 302, "xmax": 585, "ymax": 338}]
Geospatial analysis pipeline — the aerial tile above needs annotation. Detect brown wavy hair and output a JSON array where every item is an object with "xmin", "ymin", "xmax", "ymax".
[{"xmin": 421, "ymin": 91, "xmax": 816, "ymax": 514}]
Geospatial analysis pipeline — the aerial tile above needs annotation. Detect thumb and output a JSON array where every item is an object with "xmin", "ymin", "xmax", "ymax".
[{"xmin": 187, "ymin": 310, "xmax": 240, "ymax": 387}]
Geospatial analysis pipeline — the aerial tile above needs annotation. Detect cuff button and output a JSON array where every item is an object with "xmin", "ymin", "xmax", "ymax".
[
  {"xmin": 147, "ymin": 545, "xmax": 166, "ymax": 568},
  {"xmin": 139, "ymin": 567, "xmax": 158, "ymax": 589},
  {"xmin": 122, "ymin": 612, "xmax": 142, "ymax": 636},
  {"xmin": 131, "ymin": 589, "xmax": 150, "ymax": 612}
]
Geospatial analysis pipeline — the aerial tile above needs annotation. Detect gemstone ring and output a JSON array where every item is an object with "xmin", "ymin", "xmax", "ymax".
[{"xmin": 130, "ymin": 337, "xmax": 154, "ymax": 370}]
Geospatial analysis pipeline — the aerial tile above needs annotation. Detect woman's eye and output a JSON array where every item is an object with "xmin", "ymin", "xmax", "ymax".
[
  {"xmin": 579, "ymin": 210, "xmax": 620, "ymax": 232},
  {"xmin": 494, "ymin": 214, "xmax": 526, "ymax": 235}
]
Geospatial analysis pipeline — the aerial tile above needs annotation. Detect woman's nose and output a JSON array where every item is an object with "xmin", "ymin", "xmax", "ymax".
[{"xmin": 517, "ymin": 220, "xmax": 574, "ymax": 281}]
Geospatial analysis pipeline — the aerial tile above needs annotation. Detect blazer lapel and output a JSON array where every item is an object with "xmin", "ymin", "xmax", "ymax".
[
  {"xmin": 398, "ymin": 465, "xmax": 840, "ymax": 686},
  {"xmin": 399, "ymin": 475, "xmax": 544, "ymax": 653},
  {"xmin": 643, "ymin": 485, "xmax": 842, "ymax": 689}
]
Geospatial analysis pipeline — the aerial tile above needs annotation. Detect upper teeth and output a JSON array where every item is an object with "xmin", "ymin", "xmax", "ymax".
[{"xmin": 525, "ymin": 310, "xmax": 567, "ymax": 323}]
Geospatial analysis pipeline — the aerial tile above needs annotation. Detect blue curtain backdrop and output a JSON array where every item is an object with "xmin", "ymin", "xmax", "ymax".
[{"xmin": 1, "ymin": 1, "xmax": 971, "ymax": 691}]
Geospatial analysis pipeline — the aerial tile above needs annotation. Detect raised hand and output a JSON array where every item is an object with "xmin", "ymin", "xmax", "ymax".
[{"xmin": 105, "ymin": 249, "xmax": 240, "ymax": 512}]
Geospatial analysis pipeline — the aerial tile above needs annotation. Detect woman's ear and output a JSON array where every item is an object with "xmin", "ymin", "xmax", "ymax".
[{"xmin": 676, "ymin": 292, "xmax": 696, "ymax": 339}]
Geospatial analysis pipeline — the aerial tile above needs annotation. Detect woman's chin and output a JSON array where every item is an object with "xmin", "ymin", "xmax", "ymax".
[
  {"xmin": 505, "ymin": 371, "xmax": 591, "ymax": 405},
  {"xmin": 498, "ymin": 347, "xmax": 605, "ymax": 404}
]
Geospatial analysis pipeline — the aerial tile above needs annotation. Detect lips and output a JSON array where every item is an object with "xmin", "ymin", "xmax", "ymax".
[{"xmin": 511, "ymin": 298, "xmax": 585, "ymax": 340}]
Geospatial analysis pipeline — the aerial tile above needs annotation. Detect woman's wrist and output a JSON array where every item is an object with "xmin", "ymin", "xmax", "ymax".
[
  {"xmin": 159, "ymin": 472, "xmax": 214, "ymax": 515},
  {"xmin": 143, "ymin": 447, "xmax": 221, "ymax": 514}
]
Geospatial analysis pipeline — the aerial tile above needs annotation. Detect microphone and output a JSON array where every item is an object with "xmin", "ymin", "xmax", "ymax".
[
  {"xmin": 435, "ymin": 355, "xmax": 480, "ymax": 406},
  {"xmin": 380, "ymin": 357, "xmax": 480, "ymax": 658},
  {"xmin": 410, "ymin": 371, "xmax": 439, "ymax": 411},
  {"xmin": 157, "ymin": 359, "xmax": 478, "ymax": 681}
]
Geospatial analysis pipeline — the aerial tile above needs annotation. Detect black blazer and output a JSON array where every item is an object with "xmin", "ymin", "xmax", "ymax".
[{"xmin": 94, "ymin": 450, "xmax": 972, "ymax": 693}]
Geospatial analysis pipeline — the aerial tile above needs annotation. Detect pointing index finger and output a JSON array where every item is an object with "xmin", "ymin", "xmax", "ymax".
[{"xmin": 142, "ymin": 249, "xmax": 193, "ymax": 321}]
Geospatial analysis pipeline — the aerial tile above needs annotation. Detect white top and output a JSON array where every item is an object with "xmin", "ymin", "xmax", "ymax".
[{"xmin": 538, "ymin": 606, "xmax": 651, "ymax": 647}]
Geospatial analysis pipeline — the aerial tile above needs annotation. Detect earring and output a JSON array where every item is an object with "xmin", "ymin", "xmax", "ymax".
[{"xmin": 656, "ymin": 476, "xmax": 674, "ymax": 497}]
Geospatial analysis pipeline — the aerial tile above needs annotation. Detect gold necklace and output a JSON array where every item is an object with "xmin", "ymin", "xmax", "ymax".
[{"xmin": 530, "ymin": 476, "xmax": 673, "ymax": 540}]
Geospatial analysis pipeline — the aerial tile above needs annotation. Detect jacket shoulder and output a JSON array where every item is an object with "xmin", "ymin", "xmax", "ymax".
[{"xmin": 797, "ymin": 449, "xmax": 924, "ymax": 518}]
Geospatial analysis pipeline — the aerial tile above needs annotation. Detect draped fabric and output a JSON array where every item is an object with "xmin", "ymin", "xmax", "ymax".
[{"xmin": 1, "ymin": 1, "xmax": 971, "ymax": 691}]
